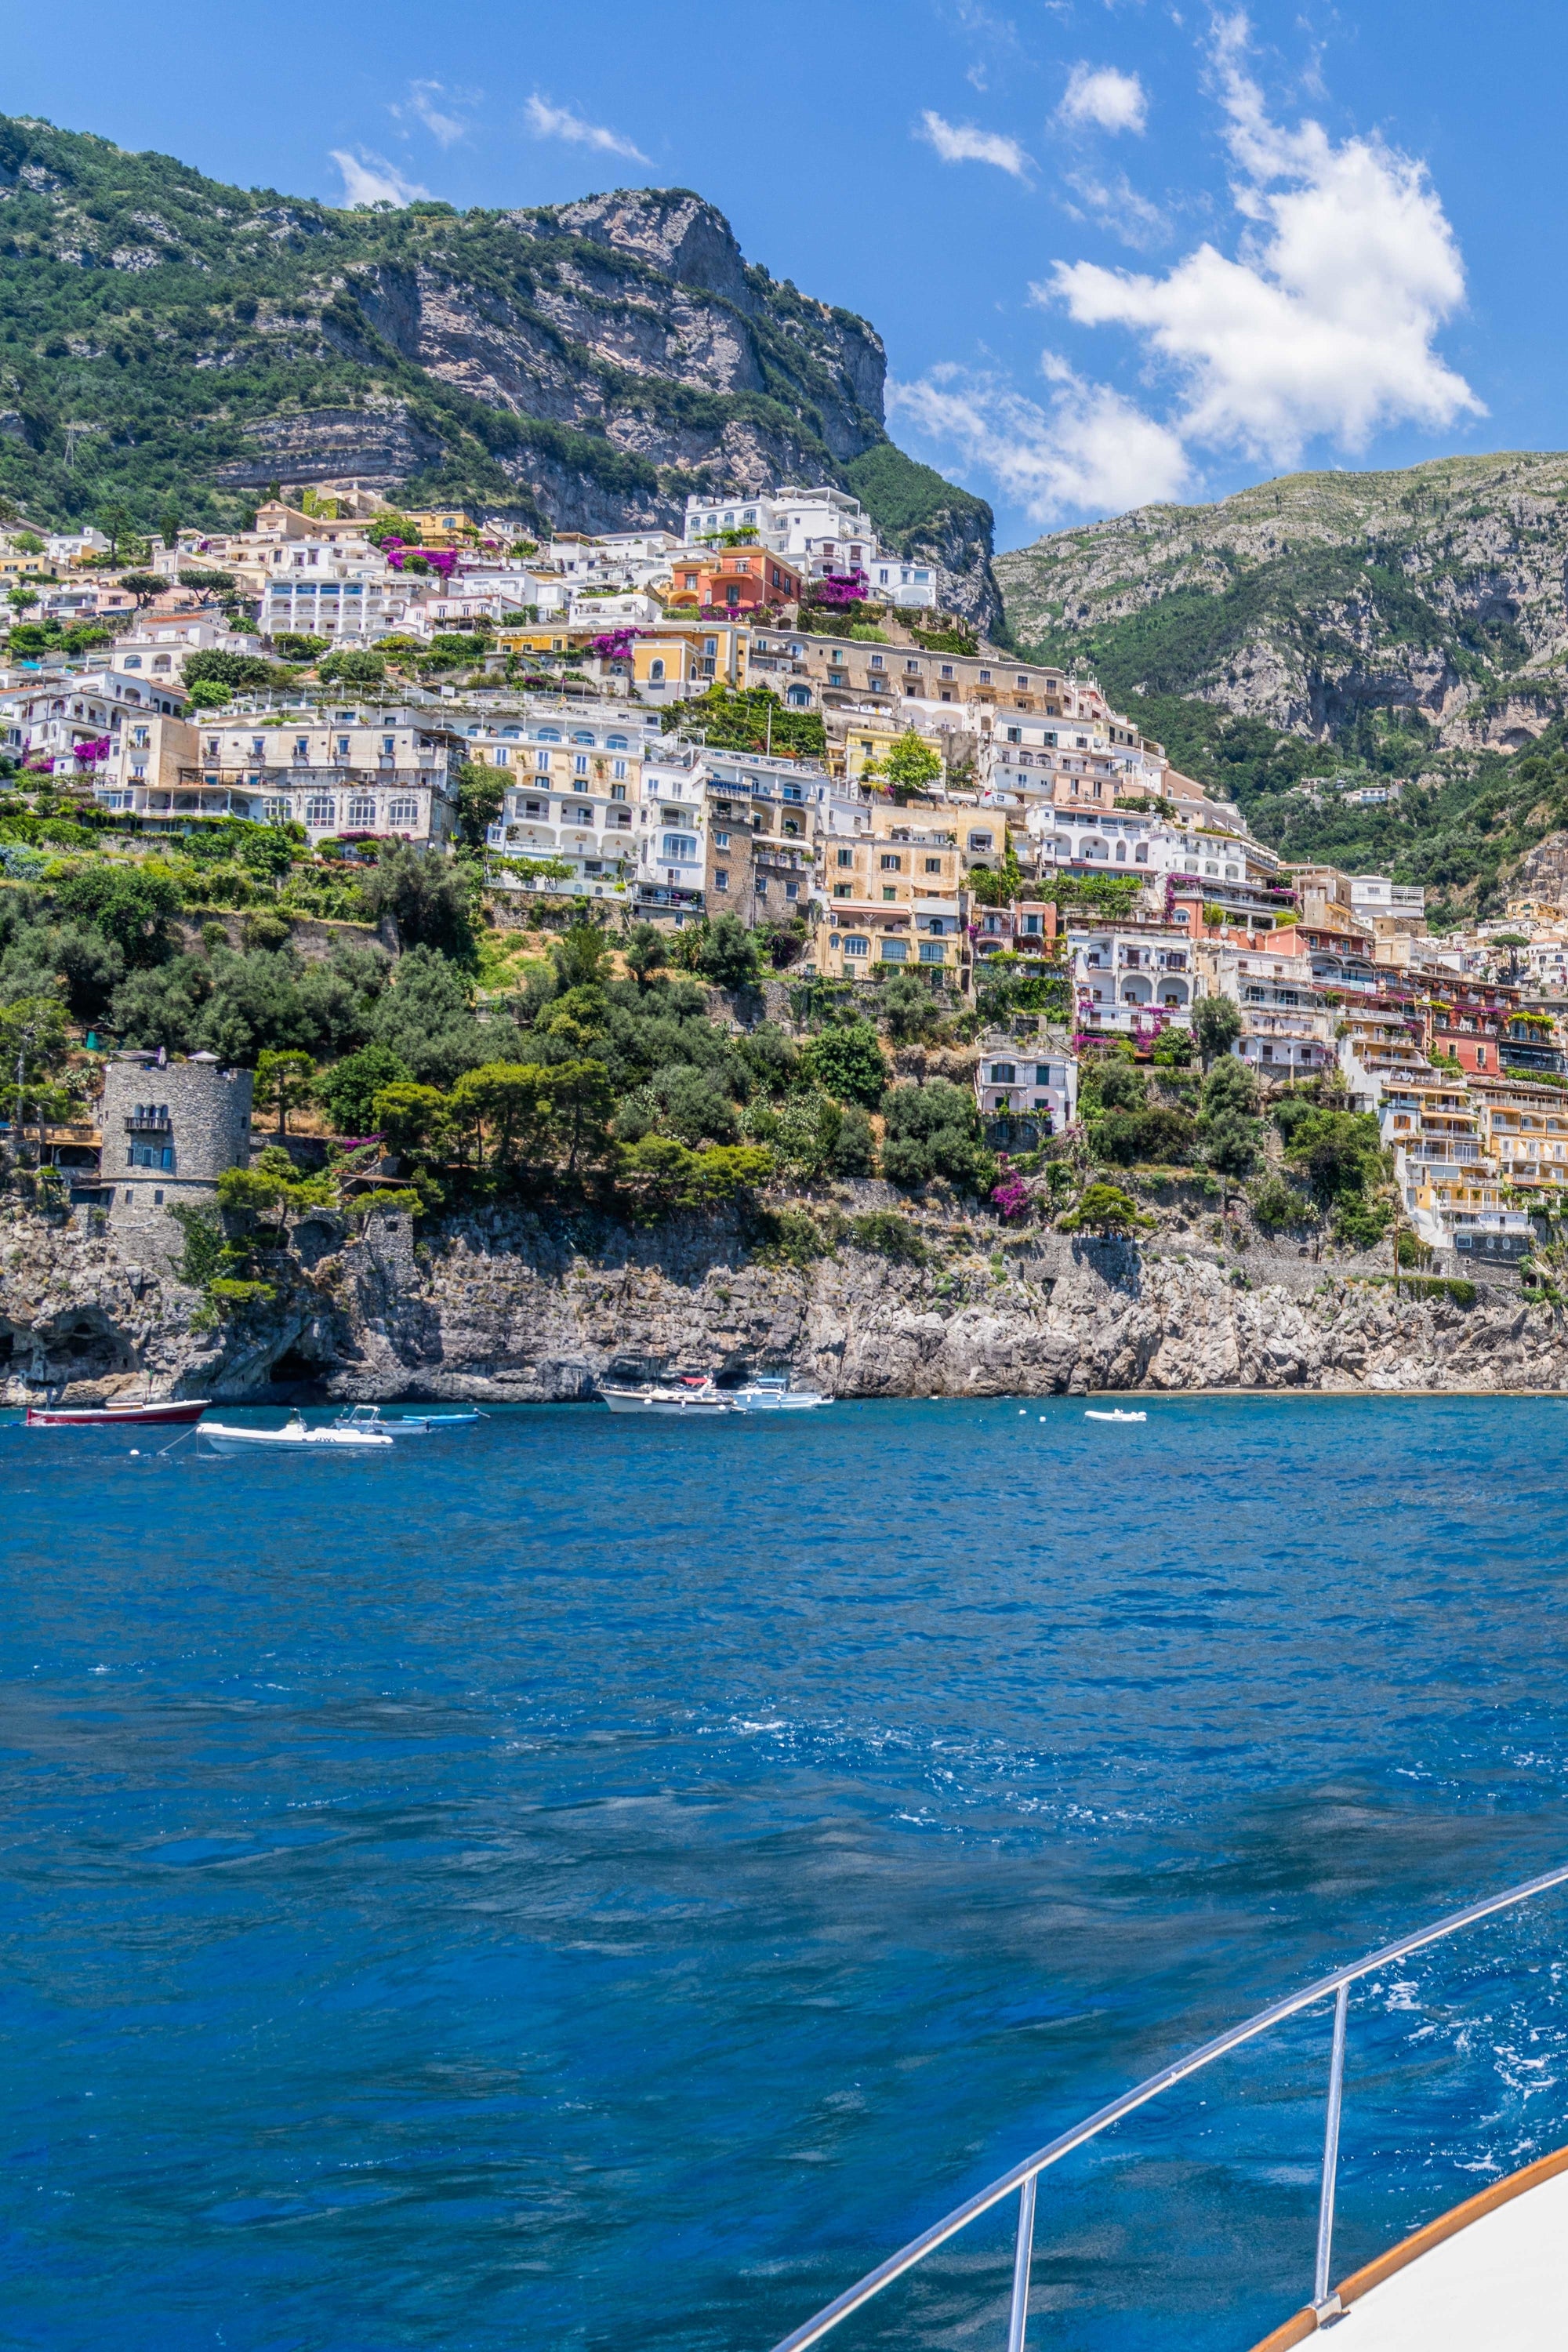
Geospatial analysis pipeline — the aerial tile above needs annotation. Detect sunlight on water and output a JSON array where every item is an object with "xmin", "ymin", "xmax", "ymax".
[{"xmin": 2, "ymin": 1394, "xmax": 1567, "ymax": 2350}]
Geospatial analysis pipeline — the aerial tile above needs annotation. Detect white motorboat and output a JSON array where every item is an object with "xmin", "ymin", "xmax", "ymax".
[
  {"xmin": 333, "ymin": 1404, "xmax": 432, "ymax": 1438},
  {"xmin": 1085, "ymin": 1408, "xmax": 1147, "ymax": 1423},
  {"xmin": 598, "ymin": 1376, "xmax": 737, "ymax": 1416},
  {"xmin": 730, "ymin": 1376, "xmax": 831, "ymax": 1412},
  {"xmin": 332, "ymin": 1404, "xmax": 483, "ymax": 1436},
  {"xmin": 200, "ymin": 1412, "xmax": 394, "ymax": 1454}
]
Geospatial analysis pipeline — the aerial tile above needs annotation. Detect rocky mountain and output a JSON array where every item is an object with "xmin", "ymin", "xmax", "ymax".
[
  {"xmin": 997, "ymin": 452, "xmax": 1568, "ymax": 749},
  {"xmin": 0, "ymin": 115, "xmax": 1000, "ymax": 626},
  {"xmin": 996, "ymin": 453, "xmax": 1568, "ymax": 908}
]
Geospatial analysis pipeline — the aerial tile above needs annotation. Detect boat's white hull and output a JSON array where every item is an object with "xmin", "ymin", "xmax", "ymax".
[
  {"xmin": 201, "ymin": 1423, "xmax": 393, "ymax": 1454},
  {"xmin": 731, "ymin": 1392, "xmax": 829, "ymax": 1411},
  {"xmin": 600, "ymin": 1390, "xmax": 735, "ymax": 1416}
]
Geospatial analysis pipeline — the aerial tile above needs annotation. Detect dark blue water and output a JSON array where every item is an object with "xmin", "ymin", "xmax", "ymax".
[{"xmin": 3, "ymin": 1397, "xmax": 1568, "ymax": 2352}]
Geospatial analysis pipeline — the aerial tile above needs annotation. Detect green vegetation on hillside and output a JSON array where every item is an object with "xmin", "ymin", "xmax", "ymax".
[
  {"xmin": 1003, "ymin": 452, "xmax": 1568, "ymax": 909},
  {"xmin": 843, "ymin": 441, "xmax": 993, "ymax": 564},
  {"xmin": 0, "ymin": 114, "xmax": 956, "ymax": 563}
]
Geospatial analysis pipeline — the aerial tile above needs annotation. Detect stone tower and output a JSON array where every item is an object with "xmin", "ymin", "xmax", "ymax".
[{"xmin": 101, "ymin": 1051, "xmax": 253, "ymax": 1235}]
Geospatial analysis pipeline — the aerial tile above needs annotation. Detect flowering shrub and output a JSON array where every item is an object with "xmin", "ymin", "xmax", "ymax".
[
  {"xmin": 804, "ymin": 568, "xmax": 869, "ymax": 611},
  {"xmin": 381, "ymin": 537, "xmax": 459, "ymax": 579},
  {"xmin": 590, "ymin": 627, "xmax": 644, "ymax": 662},
  {"xmin": 991, "ymin": 1177, "xmax": 1032, "ymax": 1221}
]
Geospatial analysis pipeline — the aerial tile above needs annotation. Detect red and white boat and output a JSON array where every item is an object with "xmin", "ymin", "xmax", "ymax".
[{"xmin": 24, "ymin": 1396, "xmax": 209, "ymax": 1428}]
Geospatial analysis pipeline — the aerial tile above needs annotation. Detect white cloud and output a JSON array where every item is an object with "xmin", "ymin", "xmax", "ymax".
[
  {"xmin": 330, "ymin": 149, "xmax": 429, "ymax": 209},
  {"xmin": 898, "ymin": 16, "xmax": 1481, "ymax": 528},
  {"xmin": 916, "ymin": 111, "xmax": 1033, "ymax": 181},
  {"xmin": 395, "ymin": 80, "xmax": 473, "ymax": 148},
  {"xmin": 524, "ymin": 94, "xmax": 648, "ymax": 166},
  {"xmin": 1039, "ymin": 12, "xmax": 1483, "ymax": 467},
  {"xmin": 889, "ymin": 360, "xmax": 1190, "ymax": 524},
  {"xmin": 1061, "ymin": 168, "xmax": 1168, "ymax": 252},
  {"xmin": 1058, "ymin": 64, "xmax": 1149, "ymax": 136}
]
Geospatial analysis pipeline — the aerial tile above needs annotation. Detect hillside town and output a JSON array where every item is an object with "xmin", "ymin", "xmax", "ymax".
[{"xmin": 2, "ymin": 477, "xmax": 1567, "ymax": 1273}]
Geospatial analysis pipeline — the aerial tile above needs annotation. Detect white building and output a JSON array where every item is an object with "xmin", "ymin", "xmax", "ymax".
[
  {"xmin": 260, "ymin": 547, "xmax": 394, "ymax": 643},
  {"xmin": 96, "ymin": 707, "xmax": 461, "ymax": 842},
  {"xmin": 0, "ymin": 670, "xmax": 186, "ymax": 776},
  {"xmin": 1349, "ymin": 873, "xmax": 1425, "ymax": 922},
  {"xmin": 975, "ymin": 1040, "xmax": 1078, "ymax": 1132},
  {"xmin": 637, "ymin": 744, "xmax": 710, "ymax": 915},
  {"xmin": 1070, "ymin": 923, "xmax": 1196, "ymax": 1036},
  {"xmin": 111, "ymin": 618, "xmax": 263, "ymax": 689},
  {"xmin": 1197, "ymin": 939, "xmax": 1335, "ymax": 1078},
  {"xmin": 479, "ymin": 702, "xmax": 658, "ymax": 902},
  {"xmin": 45, "ymin": 527, "xmax": 109, "ymax": 564}
]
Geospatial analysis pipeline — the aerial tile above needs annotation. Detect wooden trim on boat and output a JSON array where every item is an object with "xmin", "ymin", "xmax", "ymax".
[{"xmin": 1247, "ymin": 2140, "xmax": 1568, "ymax": 2352}]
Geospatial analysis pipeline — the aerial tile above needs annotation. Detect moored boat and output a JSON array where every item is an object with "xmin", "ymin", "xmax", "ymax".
[
  {"xmin": 26, "ymin": 1396, "xmax": 209, "ymax": 1428},
  {"xmin": 332, "ymin": 1404, "xmax": 432, "ymax": 1438},
  {"xmin": 200, "ymin": 1412, "xmax": 393, "ymax": 1454},
  {"xmin": 599, "ymin": 1375, "xmax": 737, "ymax": 1416},
  {"xmin": 333, "ymin": 1403, "xmax": 484, "ymax": 1435},
  {"xmin": 1084, "ymin": 1408, "xmax": 1147, "ymax": 1423},
  {"xmin": 730, "ymin": 1376, "xmax": 831, "ymax": 1412}
]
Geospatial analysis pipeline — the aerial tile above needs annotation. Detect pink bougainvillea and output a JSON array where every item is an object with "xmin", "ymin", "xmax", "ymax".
[
  {"xmin": 991, "ymin": 1178, "xmax": 1032, "ymax": 1221},
  {"xmin": 590, "ymin": 627, "xmax": 645, "ymax": 662},
  {"xmin": 807, "ymin": 568, "xmax": 869, "ymax": 610}
]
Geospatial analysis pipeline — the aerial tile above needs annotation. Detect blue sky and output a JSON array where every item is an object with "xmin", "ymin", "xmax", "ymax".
[{"xmin": 9, "ymin": 2, "xmax": 1568, "ymax": 552}]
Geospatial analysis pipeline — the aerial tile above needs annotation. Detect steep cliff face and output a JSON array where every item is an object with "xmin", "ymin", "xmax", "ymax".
[
  {"xmin": 3, "ymin": 1206, "xmax": 1562, "ymax": 1406},
  {"xmin": 0, "ymin": 116, "xmax": 999, "ymax": 622},
  {"xmin": 996, "ymin": 452, "xmax": 1568, "ymax": 751}
]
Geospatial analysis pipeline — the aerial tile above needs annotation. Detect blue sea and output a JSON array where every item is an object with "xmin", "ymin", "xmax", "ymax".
[{"xmin": 3, "ymin": 1396, "xmax": 1568, "ymax": 2352}]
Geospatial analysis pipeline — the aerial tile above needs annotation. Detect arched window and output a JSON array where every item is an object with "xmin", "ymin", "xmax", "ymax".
[
  {"xmin": 786, "ymin": 684, "xmax": 809, "ymax": 706},
  {"xmin": 649, "ymin": 660, "xmax": 666, "ymax": 683}
]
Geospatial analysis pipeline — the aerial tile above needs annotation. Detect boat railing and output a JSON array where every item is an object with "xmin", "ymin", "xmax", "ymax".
[{"xmin": 767, "ymin": 1859, "xmax": 1568, "ymax": 2352}]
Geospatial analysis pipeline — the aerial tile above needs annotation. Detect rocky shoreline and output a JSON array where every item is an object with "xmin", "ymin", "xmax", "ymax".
[{"xmin": 3, "ymin": 1200, "xmax": 1566, "ymax": 1404}]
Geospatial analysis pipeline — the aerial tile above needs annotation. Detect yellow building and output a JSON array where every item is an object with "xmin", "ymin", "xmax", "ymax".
[
  {"xmin": 817, "ymin": 801, "xmax": 967, "ymax": 982},
  {"xmin": 399, "ymin": 509, "xmax": 480, "ymax": 548},
  {"xmin": 1468, "ymin": 1073, "xmax": 1568, "ymax": 1203},
  {"xmin": 1383, "ymin": 1074, "xmax": 1504, "ymax": 1226}
]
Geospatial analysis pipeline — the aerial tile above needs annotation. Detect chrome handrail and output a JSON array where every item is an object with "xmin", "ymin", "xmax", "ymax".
[{"xmin": 768, "ymin": 1859, "xmax": 1568, "ymax": 2352}]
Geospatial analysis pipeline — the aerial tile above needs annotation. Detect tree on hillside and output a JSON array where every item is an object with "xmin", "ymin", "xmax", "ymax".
[
  {"xmin": 866, "ymin": 729, "xmax": 942, "ymax": 803},
  {"xmin": 253, "ymin": 1049, "xmax": 316, "ymax": 1136},
  {"xmin": 1058, "ymin": 1181, "xmax": 1150, "ymax": 1236},
  {"xmin": 622, "ymin": 921, "xmax": 668, "ymax": 990},
  {"xmin": 880, "ymin": 1079, "xmax": 993, "ymax": 1191},
  {"xmin": 358, "ymin": 843, "xmax": 475, "ymax": 959},
  {"xmin": 693, "ymin": 913, "xmax": 762, "ymax": 993},
  {"xmin": 318, "ymin": 1043, "xmax": 413, "ymax": 1137},
  {"xmin": 55, "ymin": 864, "xmax": 183, "ymax": 963},
  {"xmin": 454, "ymin": 760, "xmax": 506, "ymax": 850},
  {"xmin": 799, "ymin": 1020, "xmax": 886, "ymax": 1108},
  {"xmin": 317, "ymin": 647, "xmax": 387, "ymax": 689},
  {"xmin": 1192, "ymin": 993, "xmax": 1243, "ymax": 1068},
  {"xmin": 366, "ymin": 944, "xmax": 488, "ymax": 1087}
]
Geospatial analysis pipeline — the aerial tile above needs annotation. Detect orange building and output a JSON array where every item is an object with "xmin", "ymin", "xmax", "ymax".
[{"xmin": 668, "ymin": 544, "xmax": 802, "ymax": 615}]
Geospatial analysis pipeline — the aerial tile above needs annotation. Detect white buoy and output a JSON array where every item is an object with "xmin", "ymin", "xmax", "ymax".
[{"xmin": 129, "ymin": 1449, "xmax": 140, "ymax": 1457}]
